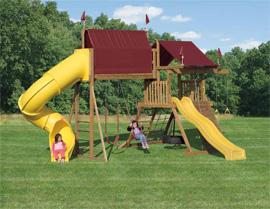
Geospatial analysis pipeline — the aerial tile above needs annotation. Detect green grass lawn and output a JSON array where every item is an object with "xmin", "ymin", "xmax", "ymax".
[{"xmin": 1, "ymin": 116, "xmax": 269, "ymax": 209}]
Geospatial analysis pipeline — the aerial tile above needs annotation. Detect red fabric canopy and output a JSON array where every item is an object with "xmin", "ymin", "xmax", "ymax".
[
  {"xmin": 85, "ymin": 29, "xmax": 153, "ymax": 74},
  {"xmin": 155, "ymin": 41, "xmax": 218, "ymax": 68}
]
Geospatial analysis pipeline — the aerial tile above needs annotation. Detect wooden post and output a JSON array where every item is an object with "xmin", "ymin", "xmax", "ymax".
[
  {"xmin": 90, "ymin": 87, "xmax": 108, "ymax": 162},
  {"xmin": 167, "ymin": 71, "xmax": 172, "ymax": 103},
  {"xmin": 178, "ymin": 74, "xmax": 182, "ymax": 99},
  {"xmin": 74, "ymin": 82, "xmax": 80, "ymax": 140},
  {"xmin": 156, "ymin": 40, "xmax": 160, "ymax": 68},
  {"xmin": 89, "ymin": 50, "xmax": 95, "ymax": 160},
  {"xmin": 146, "ymin": 109, "xmax": 157, "ymax": 137},
  {"xmin": 104, "ymin": 106, "xmax": 108, "ymax": 139},
  {"xmin": 156, "ymin": 40, "xmax": 160, "ymax": 80},
  {"xmin": 199, "ymin": 79, "xmax": 206, "ymax": 101},
  {"xmin": 116, "ymin": 104, "xmax": 120, "ymax": 134},
  {"xmin": 172, "ymin": 107, "xmax": 192, "ymax": 152},
  {"xmin": 190, "ymin": 80, "xmax": 195, "ymax": 100},
  {"xmin": 68, "ymin": 89, "xmax": 76, "ymax": 123},
  {"xmin": 81, "ymin": 17, "xmax": 86, "ymax": 48},
  {"xmin": 164, "ymin": 112, "xmax": 174, "ymax": 135}
]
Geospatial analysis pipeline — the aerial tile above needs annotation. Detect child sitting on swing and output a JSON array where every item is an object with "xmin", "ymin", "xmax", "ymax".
[{"xmin": 127, "ymin": 120, "xmax": 149, "ymax": 149}]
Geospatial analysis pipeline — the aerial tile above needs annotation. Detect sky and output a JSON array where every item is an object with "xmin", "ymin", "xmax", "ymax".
[{"xmin": 45, "ymin": 0, "xmax": 270, "ymax": 52}]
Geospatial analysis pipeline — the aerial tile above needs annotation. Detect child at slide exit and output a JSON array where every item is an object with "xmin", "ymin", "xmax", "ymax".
[
  {"xmin": 52, "ymin": 133, "xmax": 66, "ymax": 163},
  {"xmin": 127, "ymin": 120, "xmax": 149, "ymax": 149}
]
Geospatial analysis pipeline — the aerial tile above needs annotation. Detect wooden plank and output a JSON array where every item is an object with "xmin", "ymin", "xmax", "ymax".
[
  {"xmin": 116, "ymin": 106, "xmax": 120, "ymax": 134},
  {"xmin": 146, "ymin": 109, "xmax": 157, "ymax": 137},
  {"xmin": 95, "ymin": 73, "xmax": 155, "ymax": 80},
  {"xmin": 78, "ymin": 120, "xmax": 90, "ymax": 123},
  {"xmin": 151, "ymin": 81, "xmax": 154, "ymax": 104},
  {"xmin": 104, "ymin": 106, "xmax": 108, "ymax": 138},
  {"xmin": 137, "ymin": 102, "xmax": 173, "ymax": 109},
  {"xmin": 172, "ymin": 107, "xmax": 192, "ymax": 152},
  {"xmin": 89, "ymin": 49, "xmax": 95, "ymax": 160},
  {"xmin": 68, "ymin": 89, "xmax": 76, "ymax": 124},
  {"xmin": 213, "ymin": 68, "xmax": 229, "ymax": 75},
  {"xmin": 78, "ymin": 129, "xmax": 90, "ymax": 132},
  {"xmin": 178, "ymin": 74, "xmax": 181, "ymax": 98},
  {"xmin": 74, "ymin": 83, "xmax": 80, "ymax": 141},
  {"xmin": 164, "ymin": 112, "xmax": 174, "ymax": 135},
  {"xmin": 91, "ymin": 87, "xmax": 108, "ymax": 162},
  {"xmin": 156, "ymin": 40, "xmax": 160, "ymax": 68}
]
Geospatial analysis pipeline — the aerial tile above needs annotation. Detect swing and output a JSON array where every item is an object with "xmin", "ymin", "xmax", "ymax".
[
  {"xmin": 214, "ymin": 75, "xmax": 219, "ymax": 115},
  {"xmin": 224, "ymin": 76, "xmax": 231, "ymax": 115},
  {"xmin": 104, "ymin": 81, "xmax": 120, "ymax": 145},
  {"xmin": 104, "ymin": 80, "xmax": 132, "ymax": 145}
]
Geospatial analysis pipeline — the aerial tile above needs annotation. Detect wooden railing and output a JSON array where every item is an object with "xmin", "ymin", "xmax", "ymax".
[
  {"xmin": 144, "ymin": 80, "xmax": 170, "ymax": 105},
  {"xmin": 180, "ymin": 79, "xmax": 207, "ymax": 101}
]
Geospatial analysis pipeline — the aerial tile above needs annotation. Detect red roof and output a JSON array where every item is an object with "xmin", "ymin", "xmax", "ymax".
[
  {"xmin": 85, "ymin": 29, "xmax": 153, "ymax": 74},
  {"xmin": 155, "ymin": 41, "xmax": 218, "ymax": 68}
]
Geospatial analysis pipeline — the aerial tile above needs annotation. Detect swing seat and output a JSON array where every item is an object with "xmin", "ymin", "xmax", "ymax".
[{"xmin": 224, "ymin": 107, "xmax": 230, "ymax": 114}]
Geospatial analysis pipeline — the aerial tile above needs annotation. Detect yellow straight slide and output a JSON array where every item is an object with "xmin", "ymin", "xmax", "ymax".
[
  {"xmin": 18, "ymin": 49, "xmax": 91, "ymax": 161},
  {"xmin": 172, "ymin": 97, "xmax": 246, "ymax": 160}
]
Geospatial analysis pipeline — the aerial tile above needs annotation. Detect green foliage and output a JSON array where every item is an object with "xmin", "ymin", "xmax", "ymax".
[
  {"xmin": 0, "ymin": 0, "xmax": 269, "ymax": 116},
  {"xmin": 0, "ymin": 0, "xmax": 77, "ymax": 113},
  {"xmin": 205, "ymin": 43, "xmax": 270, "ymax": 116}
]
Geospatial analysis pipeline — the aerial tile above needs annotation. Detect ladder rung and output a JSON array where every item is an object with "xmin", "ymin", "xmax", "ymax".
[
  {"xmin": 78, "ymin": 120, "xmax": 90, "ymax": 123},
  {"xmin": 78, "ymin": 129, "xmax": 90, "ymax": 132}
]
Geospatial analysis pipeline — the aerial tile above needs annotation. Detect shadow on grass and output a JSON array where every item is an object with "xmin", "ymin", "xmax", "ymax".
[
  {"xmin": 70, "ymin": 128, "xmax": 223, "ymax": 160},
  {"xmin": 185, "ymin": 128, "xmax": 224, "ymax": 159}
]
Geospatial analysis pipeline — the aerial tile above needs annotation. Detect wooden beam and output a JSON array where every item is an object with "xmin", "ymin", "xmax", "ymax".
[
  {"xmin": 94, "ymin": 73, "xmax": 155, "ymax": 80},
  {"xmin": 171, "ymin": 107, "xmax": 192, "ymax": 152},
  {"xmin": 74, "ymin": 82, "xmax": 80, "ymax": 147},
  {"xmin": 178, "ymin": 74, "xmax": 181, "ymax": 99},
  {"xmin": 104, "ymin": 106, "xmax": 108, "ymax": 139},
  {"xmin": 145, "ymin": 109, "xmax": 157, "ymax": 137},
  {"xmin": 156, "ymin": 39, "xmax": 160, "ymax": 68},
  {"xmin": 68, "ymin": 87, "xmax": 76, "ymax": 124},
  {"xmin": 137, "ymin": 102, "xmax": 173, "ymax": 109},
  {"xmin": 164, "ymin": 112, "xmax": 174, "ymax": 135},
  {"xmin": 89, "ymin": 49, "xmax": 95, "ymax": 160},
  {"xmin": 213, "ymin": 68, "xmax": 229, "ymax": 75},
  {"xmin": 90, "ymin": 87, "xmax": 108, "ymax": 162}
]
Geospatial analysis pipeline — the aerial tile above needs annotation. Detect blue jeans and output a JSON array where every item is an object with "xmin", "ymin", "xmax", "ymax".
[{"xmin": 135, "ymin": 134, "xmax": 147, "ymax": 143}]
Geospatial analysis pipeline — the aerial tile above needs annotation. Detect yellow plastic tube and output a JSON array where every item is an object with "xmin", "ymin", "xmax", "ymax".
[
  {"xmin": 18, "ymin": 49, "xmax": 91, "ymax": 161},
  {"xmin": 172, "ymin": 97, "xmax": 246, "ymax": 160}
]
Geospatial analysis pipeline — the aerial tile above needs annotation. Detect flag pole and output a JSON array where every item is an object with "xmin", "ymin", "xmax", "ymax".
[
  {"xmin": 217, "ymin": 48, "xmax": 222, "ymax": 66},
  {"xmin": 81, "ymin": 11, "xmax": 86, "ymax": 49},
  {"xmin": 145, "ymin": 14, "xmax": 150, "ymax": 39}
]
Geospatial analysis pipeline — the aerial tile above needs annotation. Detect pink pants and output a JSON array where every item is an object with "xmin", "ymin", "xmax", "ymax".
[{"xmin": 53, "ymin": 149, "xmax": 65, "ymax": 160}]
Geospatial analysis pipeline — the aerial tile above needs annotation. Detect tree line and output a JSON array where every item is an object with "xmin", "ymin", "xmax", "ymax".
[{"xmin": 0, "ymin": 0, "xmax": 269, "ymax": 116}]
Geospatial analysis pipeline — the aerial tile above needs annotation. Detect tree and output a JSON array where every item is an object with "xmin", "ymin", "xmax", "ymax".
[{"xmin": 0, "ymin": 0, "xmax": 78, "ymax": 113}]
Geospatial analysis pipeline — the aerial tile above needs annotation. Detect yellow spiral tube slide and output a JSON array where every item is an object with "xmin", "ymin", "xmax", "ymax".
[{"xmin": 18, "ymin": 49, "xmax": 91, "ymax": 162}]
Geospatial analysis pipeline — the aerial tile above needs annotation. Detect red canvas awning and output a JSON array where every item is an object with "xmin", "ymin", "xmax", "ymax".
[
  {"xmin": 154, "ymin": 41, "xmax": 218, "ymax": 68},
  {"xmin": 85, "ymin": 29, "xmax": 153, "ymax": 74}
]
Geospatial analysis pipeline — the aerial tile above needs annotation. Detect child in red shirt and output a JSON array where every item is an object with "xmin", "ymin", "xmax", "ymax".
[{"xmin": 52, "ymin": 133, "xmax": 66, "ymax": 162}]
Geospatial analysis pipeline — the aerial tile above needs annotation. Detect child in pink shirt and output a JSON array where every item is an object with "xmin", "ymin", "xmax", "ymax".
[
  {"xmin": 127, "ymin": 120, "xmax": 149, "ymax": 149},
  {"xmin": 52, "ymin": 133, "xmax": 66, "ymax": 162}
]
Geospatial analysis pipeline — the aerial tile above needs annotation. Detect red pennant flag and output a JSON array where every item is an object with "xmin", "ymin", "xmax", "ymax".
[
  {"xmin": 217, "ymin": 48, "xmax": 222, "ymax": 59},
  {"xmin": 145, "ymin": 14, "xmax": 150, "ymax": 25},
  {"xmin": 81, "ymin": 11, "xmax": 86, "ymax": 21}
]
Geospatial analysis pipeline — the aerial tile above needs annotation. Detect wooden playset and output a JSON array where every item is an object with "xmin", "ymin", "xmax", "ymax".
[
  {"xmin": 68, "ymin": 26, "xmax": 229, "ymax": 162},
  {"xmin": 19, "ymin": 19, "xmax": 246, "ymax": 162}
]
